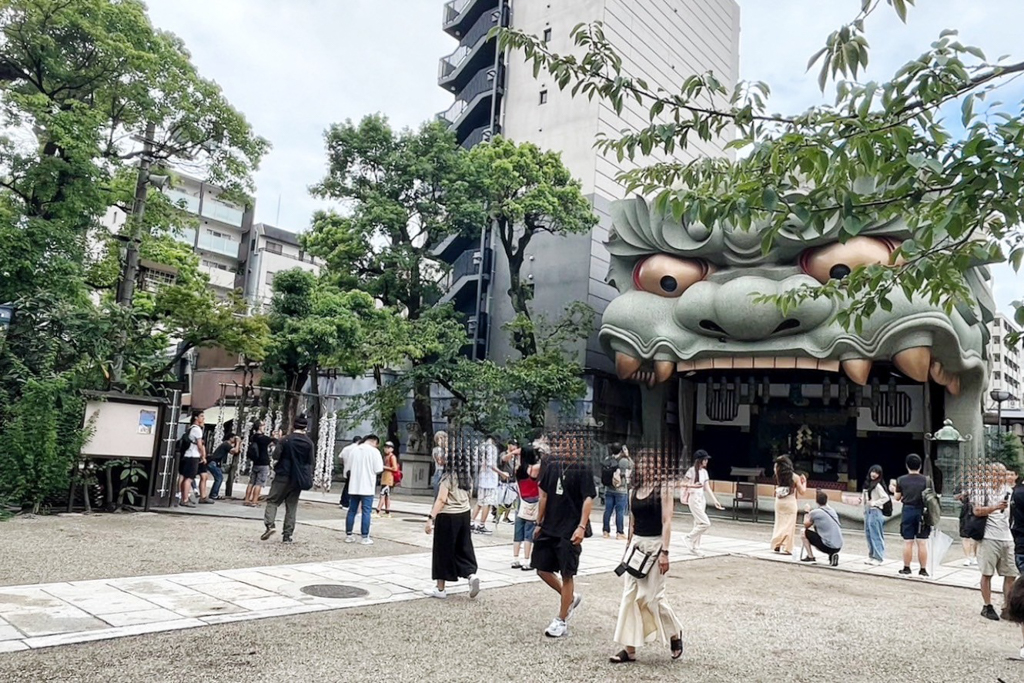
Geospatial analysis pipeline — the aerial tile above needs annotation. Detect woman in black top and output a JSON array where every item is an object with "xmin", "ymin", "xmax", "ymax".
[{"xmin": 609, "ymin": 450, "xmax": 684, "ymax": 663}]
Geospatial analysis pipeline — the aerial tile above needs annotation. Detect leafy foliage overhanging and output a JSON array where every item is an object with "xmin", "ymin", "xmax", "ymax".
[{"xmin": 498, "ymin": 0, "xmax": 1023, "ymax": 342}]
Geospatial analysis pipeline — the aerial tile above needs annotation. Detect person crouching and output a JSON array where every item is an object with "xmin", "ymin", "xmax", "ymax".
[{"xmin": 801, "ymin": 489, "xmax": 844, "ymax": 566}]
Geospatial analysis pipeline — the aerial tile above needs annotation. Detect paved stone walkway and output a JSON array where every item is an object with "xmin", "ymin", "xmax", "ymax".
[{"xmin": 0, "ymin": 515, "xmax": 992, "ymax": 654}]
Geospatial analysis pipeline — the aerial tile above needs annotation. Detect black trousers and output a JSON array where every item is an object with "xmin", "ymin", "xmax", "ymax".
[
  {"xmin": 432, "ymin": 511, "xmax": 478, "ymax": 582},
  {"xmin": 806, "ymin": 529, "xmax": 840, "ymax": 556},
  {"xmin": 339, "ymin": 479, "xmax": 350, "ymax": 507}
]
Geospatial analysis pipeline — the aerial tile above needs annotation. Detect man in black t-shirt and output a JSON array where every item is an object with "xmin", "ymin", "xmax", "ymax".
[
  {"xmin": 893, "ymin": 453, "xmax": 930, "ymax": 576},
  {"xmin": 261, "ymin": 415, "xmax": 314, "ymax": 543},
  {"xmin": 532, "ymin": 450, "xmax": 596, "ymax": 639},
  {"xmin": 244, "ymin": 422, "xmax": 278, "ymax": 507}
]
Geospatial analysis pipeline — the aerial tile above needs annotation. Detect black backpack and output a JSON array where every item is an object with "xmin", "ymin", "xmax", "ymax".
[
  {"xmin": 176, "ymin": 431, "xmax": 192, "ymax": 458},
  {"xmin": 881, "ymin": 496, "xmax": 894, "ymax": 518},
  {"xmin": 601, "ymin": 457, "xmax": 619, "ymax": 487}
]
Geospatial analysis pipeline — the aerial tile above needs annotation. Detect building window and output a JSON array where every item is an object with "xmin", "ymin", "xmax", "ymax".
[
  {"xmin": 265, "ymin": 240, "xmax": 283, "ymax": 255},
  {"xmin": 265, "ymin": 272, "xmax": 275, "ymax": 287},
  {"xmin": 543, "ymin": 28, "xmax": 552, "ymax": 43},
  {"xmin": 994, "ymin": 371, "xmax": 1002, "ymax": 381},
  {"xmin": 539, "ymin": 90, "xmax": 548, "ymax": 105},
  {"xmin": 994, "ymin": 354, "xmax": 1002, "ymax": 364}
]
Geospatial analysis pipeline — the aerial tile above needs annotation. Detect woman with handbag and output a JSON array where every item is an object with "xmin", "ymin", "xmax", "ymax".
[
  {"xmin": 609, "ymin": 453, "xmax": 684, "ymax": 664},
  {"xmin": 681, "ymin": 449, "xmax": 725, "ymax": 556},
  {"xmin": 770, "ymin": 455, "xmax": 806, "ymax": 554},
  {"xmin": 512, "ymin": 445, "xmax": 541, "ymax": 569},
  {"xmin": 862, "ymin": 465, "xmax": 890, "ymax": 565},
  {"xmin": 423, "ymin": 452, "xmax": 480, "ymax": 600}
]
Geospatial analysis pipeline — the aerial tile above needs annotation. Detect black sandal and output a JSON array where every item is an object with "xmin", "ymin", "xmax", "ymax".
[
  {"xmin": 671, "ymin": 634, "xmax": 684, "ymax": 659},
  {"xmin": 609, "ymin": 650, "xmax": 635, "ymax": 663}
]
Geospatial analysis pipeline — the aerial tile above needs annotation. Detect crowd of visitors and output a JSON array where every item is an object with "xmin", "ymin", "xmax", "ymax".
[{"xmin": 174, "ymin": 414, "xmax": 1024, "ymax": 660}]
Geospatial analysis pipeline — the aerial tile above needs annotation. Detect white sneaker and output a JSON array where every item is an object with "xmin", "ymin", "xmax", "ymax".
[
  {"xmin": 360, "ymin": 537, "xmax": 374, "ymax": 545},
  {"xmin": 566, "ymin": 592, "xmax": 582, "ymax": 621},
  {"xmin": 344, "ymin": 535, "xmax": 355, "ymax": 544},
  {"xmin": 682, "ymin": 537, "xmax": 696, "ymax": 555},
  {"xmin": 963, "ymin": 558, "xmax": 972, "ymax": 567},
  {"xmin": 423, "ymin": 587, "xmax": 447, "ymax": 599},
  {"xmin": 468, "ymin": 574, "xmax": 481, "ymax": 599},
  {"xmin": 970, "ymin": 558, "xmax": 979, "ymax": 566},
  {"xmin": 544, "ymin": 617, "xmax": 568, "ymax": 638},
  {"xmin": 871, "ymin": 559, "xmax": 883, "ymax": 566}
]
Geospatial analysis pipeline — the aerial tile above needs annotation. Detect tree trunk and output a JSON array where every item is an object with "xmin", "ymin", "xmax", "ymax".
[
  {"xmin": 309, "ymin": 364, "xmax": 321, "ymax": 446},
  {"xmin": 506, "ymin": 253, "xmax": 538, "ymax": 357},
  {"xmin": 412, "ymin": 374, "xmax": 434, "ymax": 454}
]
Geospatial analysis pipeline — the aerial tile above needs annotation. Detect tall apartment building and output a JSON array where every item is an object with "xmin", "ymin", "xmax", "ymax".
[
  {"xmin": 987, "ymin": 313, "xmax": 1023, "ymax": 411},
  {"xmin": 165, "ymin": 171, "xmax": 255, "ymax": 295},
  {"xmin": 437, "ymin": 0, "xmax": 741, "ymax": 431}
]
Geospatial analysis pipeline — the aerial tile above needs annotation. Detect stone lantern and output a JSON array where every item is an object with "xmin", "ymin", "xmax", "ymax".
[{"xmin": 926, "ymin": 419, "xmax": 973, "ymax": 513}]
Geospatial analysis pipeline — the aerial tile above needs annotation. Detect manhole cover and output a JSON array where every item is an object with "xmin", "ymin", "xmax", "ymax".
[{"xmin": 300, "ymin": 584, "xmax": 370, "ymax": 599}]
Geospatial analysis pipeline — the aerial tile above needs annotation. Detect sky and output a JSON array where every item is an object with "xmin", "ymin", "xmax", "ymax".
[{"xmin": 144, "ymin": 0, "xmax": 1023, "ymax": 316}]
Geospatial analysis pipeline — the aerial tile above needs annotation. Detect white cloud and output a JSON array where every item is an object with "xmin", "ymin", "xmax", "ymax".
[{"xmin": 144, "ymin": 0, "xmax": 1022, "ymax": 315}]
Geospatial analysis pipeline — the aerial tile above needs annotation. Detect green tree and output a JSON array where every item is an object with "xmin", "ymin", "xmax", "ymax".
[
  {"xmin": 305, "ymin": 115, "xmax": 485, "ymax": 441},
  {"xmin": 263, "ymin": 270, "xmax": 376, "ymax": 433},
  {"xmin": 498, "ymin": 1, "xmax": 1024, "ymax": 339},
  {"xmin": 467, "ymin": 137, "xmax": 598, "ymax": 357},
  {"xmin": 0, "ymin": 0, "xmax": 268, "ymax": 508}
]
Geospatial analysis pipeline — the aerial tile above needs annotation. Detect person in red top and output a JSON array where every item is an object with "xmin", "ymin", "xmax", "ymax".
[
  {"xmin": 512, "ymin": 445, "xmax": 542, "ymax": 569},
  {"xmin": 376, "ymin": 441, "xmax": 400, "ymax": 517}
]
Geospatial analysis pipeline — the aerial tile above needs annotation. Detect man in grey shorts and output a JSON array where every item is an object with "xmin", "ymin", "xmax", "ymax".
[{"xmin": 976, "ymin": 463, "xmax": 1019, "ymax": 621}]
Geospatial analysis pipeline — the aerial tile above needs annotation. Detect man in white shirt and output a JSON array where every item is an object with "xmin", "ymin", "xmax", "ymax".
[
  {"xmin": 178, "ymin": 411, "xmax": 205, "ymax": 508},
  {"xmin": 344, "ymin": 434, "xmax": 383, "ymax": 545},
  {"xmin": 338, "ymin": 436, "xmax": 362, "ymax": 509},
  {"xmin": 976, "ymin": 463, "xmax": 1018, "ymax": 621}
]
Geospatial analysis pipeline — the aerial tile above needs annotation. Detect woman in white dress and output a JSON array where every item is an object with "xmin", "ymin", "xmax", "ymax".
[
  {"xmin": 681, "ymin": 450, "xmax": 724, "ymax": 555},
  {"xmin": 609, "ymin": 452, "xmax": 684, "ymax": 664}
]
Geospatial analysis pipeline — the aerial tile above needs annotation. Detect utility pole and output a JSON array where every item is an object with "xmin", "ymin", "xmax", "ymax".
[{"xmin": 116, "ymin": 121, "xmax": 156, "ymax": 308}]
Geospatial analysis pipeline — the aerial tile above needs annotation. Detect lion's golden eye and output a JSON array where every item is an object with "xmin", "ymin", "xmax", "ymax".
[
  {"xmin": 800, "ymin": 237, "xmax": 903, "ymax": 284},
  {"xmin": 632, "ymin": 255, "xmax": 710, "ymax": 298}
]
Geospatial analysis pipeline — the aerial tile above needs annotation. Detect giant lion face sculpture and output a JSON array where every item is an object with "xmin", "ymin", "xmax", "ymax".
[{"xmin": 599, "ymin": 197, "xmax": 993, "ymax": 453}]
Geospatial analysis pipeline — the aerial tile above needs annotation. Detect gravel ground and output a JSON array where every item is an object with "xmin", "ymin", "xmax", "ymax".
[
  {"xmin": 1, "ymin": 556, "xmax": 1017, "ymax": 682},
  {"xmin": 0, "ymin": 512, "xmax": 416, "ymax": 586}
]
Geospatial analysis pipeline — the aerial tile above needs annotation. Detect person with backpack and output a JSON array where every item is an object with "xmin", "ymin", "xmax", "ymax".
[
  {"xmin": 975, "ymin": 463, "xmax": 1018, "ymax": 620},
  {"xmin": 862, "ymin": 465, "xmax": 891, "ymax": 565},
  {"xmin": 891, "ymin": 453, "xmax": 931, "ymax": 577},
  {"xmin": 244, "ymin": 421, "xmax": 277, "ymax": 508},
  {"xmin": 376, "ymin": 441, "xmax": 400, "ymax": 518},
  {"xmin": 177, "ymin": 410, "xmax": 205, "ymax": 508},
  {"xmin": 602, "ymin": 443, "xmax": 632, "ymax": 540},
  {"xmin": 681, "ymin": 450, "xmax": 724, "ymax": 556},
  {"xmin": 260, "ymin": 414, "xmax": 314, "ymax": 544}
]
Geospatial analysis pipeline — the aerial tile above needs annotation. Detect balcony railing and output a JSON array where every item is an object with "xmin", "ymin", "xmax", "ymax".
[
  {"xmin": 196, "ymin": 231, "xmax": 239, "ymax": 258},
  {"xmin": 451, "ymin": 249, "xmax": 482, "ymax": 282},
  {"xmin": 443, "ymin": 0, "xmax": 473, "ymax": 25},
  {"xmin": 164, "ymin": 188, "xmax": 201, "ymax": 214},
  {"xmin": 438, "ymin": 8, "xmax": 503, "ymax": 82},
  {"xmin": 461, "ymin": 125, "xmax": 494, "ymax": 149},
  {"xmin": 202, "ymin": 197, "xmax": 245, "ymax": 227},
  {"xmin": 439, "ymin": 68, "xmax": 496, "ymax": 126}
]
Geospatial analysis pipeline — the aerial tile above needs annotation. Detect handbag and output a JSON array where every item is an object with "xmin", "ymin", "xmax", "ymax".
[
  {"xmin": 960, "ymin": 494, "xmax": 986, "ymax": 541},
  {"xmin": 615, "ymin": 542, "xmax": 661, "ymax": 578},
  {"xmin": 923, "ymin": 477, "xmax": 942, "ymax": 528},
  {"xmin": 775, "ymin": 486, "xmax": 791, "ymax": 499},
  {"xmin": 499, "ymin": 482, "xmax": 519, "ymax": 508}
]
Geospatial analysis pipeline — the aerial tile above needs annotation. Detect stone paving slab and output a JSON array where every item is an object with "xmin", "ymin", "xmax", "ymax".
[{"xmin": 0, "ymin": 526, "xmax": 993, "ymax": 652}]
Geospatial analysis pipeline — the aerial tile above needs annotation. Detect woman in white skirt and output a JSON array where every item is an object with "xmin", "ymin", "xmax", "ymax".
[
  {"xmin": 609, "ymin": 453, "xmax": 684, "ymax": 663},
  {"xmin": 681, "ymin": 449, "xmax": 724, "ymax": 556}
]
